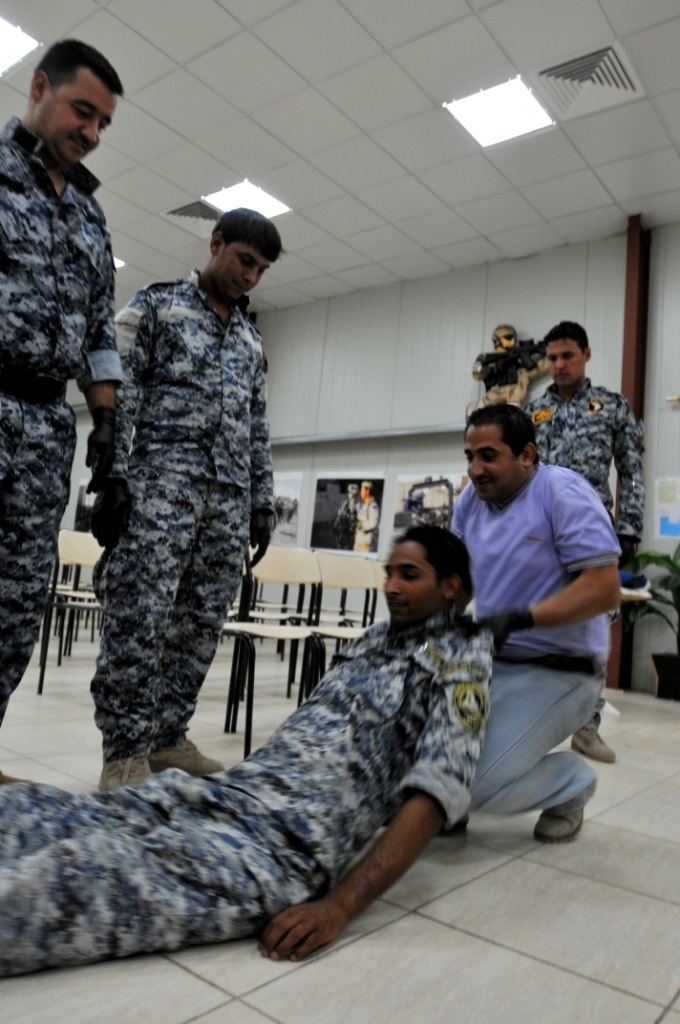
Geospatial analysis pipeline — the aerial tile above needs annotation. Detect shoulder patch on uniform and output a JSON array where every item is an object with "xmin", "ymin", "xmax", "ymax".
[
  {"xmin": 454, "ymin": 682, "xmax": 488, "ymax": 737},
  {"xmin": 532, "ymin": 408, "xmax": 552, "ymax": 424},
  {"xmin": 587, "ymin": 398, "xmax": 605, "ymax": 414}
]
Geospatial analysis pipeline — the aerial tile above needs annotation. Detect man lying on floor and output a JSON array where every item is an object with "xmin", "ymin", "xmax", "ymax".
[{"xmin": 0, "ymin": 524, "xmax": 493, "ymax": 975}]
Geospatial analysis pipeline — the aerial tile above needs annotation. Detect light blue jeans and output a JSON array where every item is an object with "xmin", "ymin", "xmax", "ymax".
[{"xmin": 470, "ymin": 659, "xmax": 603, "ymax": 817}]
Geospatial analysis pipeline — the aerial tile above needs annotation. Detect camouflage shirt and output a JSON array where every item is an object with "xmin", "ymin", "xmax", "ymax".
[
  {"xmin": 525, "ymin": 379, "xmax": 645, "ymax": 538},
  {"xmin": 112, "ymin": 270, "xmax": 274, "ymax": 509},
  {"xmin": 220, "ymin": 610, "xmax": 492, "ymax": 885},
  {"xmin": 0, "ymin": 117, "xmax": 121, "ymax": 389}
]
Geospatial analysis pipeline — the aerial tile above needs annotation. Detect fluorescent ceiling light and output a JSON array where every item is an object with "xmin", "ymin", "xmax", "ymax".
[
  {"xmin": 444, "ymin": 76, "xmax": 553, "ymax": 147},
  {"xmin": 113, "ymin": 257, "xmax": 125, "ymax": 269},
  {"xmin": 203, "ymin": 179, "xmax": 290, "ymax": 218},
  {"xmin": 0, "ymin": 16, "xmax": 39, "ymax": 75}
]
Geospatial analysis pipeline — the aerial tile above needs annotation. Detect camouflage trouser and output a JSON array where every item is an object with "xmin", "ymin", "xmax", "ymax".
[
  {"xmin": 0, "ymin": 394, "xmax": 74, "ymax": 726},
  {"xmin": 91, "ymin": 469, "xmax": 250, "ymax": 761},
  {"xmin": 0, "ymin": 770, "xmax": 325, "ymax": 976}
]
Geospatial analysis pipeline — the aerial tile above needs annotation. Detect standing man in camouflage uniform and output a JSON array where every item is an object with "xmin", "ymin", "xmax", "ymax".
[
  {"xmin": 90, "ymin": 208, "xmax": 281, "ymax": 791},
  {"xmin": 0, "ymin": 41, "xmax": 124, "ymax": 784},
  {"xmin": 333, "ymin": 482, "xmax": 359, "ymax": 549},
  {"xmin": 525, "ymin": 321, "xmax": 645, "ymax": 764}
]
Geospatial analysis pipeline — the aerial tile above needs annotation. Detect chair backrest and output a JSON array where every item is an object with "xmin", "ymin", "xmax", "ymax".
[
  {"xmin": 314, "ymin": 550, "xmax": 379, "ymax": 626},
  {"xmin": 252, "ymin": 545, "xmax": 321, "ymax": 587},
  {"xmin": 57, "ymin": 530, "xmax": 104, "ymax": 569}
]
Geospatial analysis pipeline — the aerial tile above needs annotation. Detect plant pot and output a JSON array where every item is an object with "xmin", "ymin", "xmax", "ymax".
[{"xmin": 652, "ymin": 653, "xmax": 680, "ymax": 700}]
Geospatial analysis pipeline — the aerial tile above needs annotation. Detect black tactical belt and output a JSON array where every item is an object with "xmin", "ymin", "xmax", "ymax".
[{"xmin": 0, "ymin": 365, "xmax": 66, "ymax": 404}]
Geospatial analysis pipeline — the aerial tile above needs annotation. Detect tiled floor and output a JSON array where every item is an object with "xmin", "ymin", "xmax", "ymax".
[{"xmin": 2, "ymin": 630, "xmax": 680, "ymax": 1024}]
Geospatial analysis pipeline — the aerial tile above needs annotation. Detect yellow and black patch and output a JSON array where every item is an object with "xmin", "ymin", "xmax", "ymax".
[
  {"xmin": 454, "ymin": 683, "xmax": 489, "ymax": 737},
  {"xmin": 587, "ymin": 398, "xmax": 605, "ymax": 414},
  {"xmin": 532, "ymin": 408, "xmax": 552, "ymax": 424}
]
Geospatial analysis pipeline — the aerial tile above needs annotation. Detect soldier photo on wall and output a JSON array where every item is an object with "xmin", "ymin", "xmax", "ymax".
[
  {"xmin": 311, "ymin": 475, "xmax": 384, "ymax": 554},
  {"xmin": 271, "ymin": 472, "xmax": 302, "ymax": 547},
  {"xmin": 392, "ymin": 474, "xmax": 468, "ymax": 533}
]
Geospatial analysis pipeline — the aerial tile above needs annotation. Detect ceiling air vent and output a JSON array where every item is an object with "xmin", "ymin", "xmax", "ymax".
[
  {"xmin": 164, "ymin": 199, "xmax": 221, "ymax": 238},
  {"xmin": 530, "ymin": 43, "xmax": 644, "ymax": 121}
]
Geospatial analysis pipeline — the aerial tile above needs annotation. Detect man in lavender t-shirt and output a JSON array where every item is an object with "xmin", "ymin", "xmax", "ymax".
[{"xmin": 454, "ymin": 404, "xmax": 621, "ymax": 844}]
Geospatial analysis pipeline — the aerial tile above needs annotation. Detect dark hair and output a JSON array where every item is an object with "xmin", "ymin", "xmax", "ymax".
[
  {"xmin": 35, "ymin": 40, "xmax": 123, "ymax": 97},
  {"xmin": 213, "ymin": 208, "xmax": 283, "ymax": 262},
  {"xmin": 543, "ymin": 320, "xmax": 589, "ymax": 352},
  {"xmin": 394, "ymin": 524, "xmax": 472, "ymax": 594},
  {"xmin": 466, "ymin": 404, "xmax": 537, "ymax": 460}
]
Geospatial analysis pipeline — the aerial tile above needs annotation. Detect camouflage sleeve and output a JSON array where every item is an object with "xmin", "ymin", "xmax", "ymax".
[
  {"xmin": 401, "ymin": 633, "xmax": 492, "ymax": 827},
  {"xmin": 109, "ymin": 292, "xmax": 157, "ymax": 479},
  {"xmin": 77, "ymin": 226, "xmax": 123, "ymax": 390},
  {"xmin": 249, "ymin": 351, "xmax": 274, "ymax": 512},
  {"xmin": 613, "ymin": 396, "xmax": 645, "ymax": 538}
]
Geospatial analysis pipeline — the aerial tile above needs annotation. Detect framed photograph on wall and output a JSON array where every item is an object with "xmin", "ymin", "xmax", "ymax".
[
  {"xmin": 310, "ymin": 474, "xmax": 385, "ymax": 555},
  {"xmin": 392, "ymin": 473, "xmax": 468, "ymax": 533},
  {"xmin": 272, "ymin": 471, "xmax": 303, "ymax": 547},
  {"xmin": 73, "ymin": 479, "xmax": 96, "ymax": 533}
]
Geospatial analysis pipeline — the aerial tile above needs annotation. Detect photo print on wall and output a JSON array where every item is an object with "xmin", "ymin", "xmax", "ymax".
[
  {"xmin": 311, "ymin": 475, "xmax": 385, "ymax": 555},
  {"xmin": 392, "ymin": 473, "xmax": 469, "ymax": 533},
  {"xmin": 272, "ymin": 471, "xmax": 302, "ymax": 547}
]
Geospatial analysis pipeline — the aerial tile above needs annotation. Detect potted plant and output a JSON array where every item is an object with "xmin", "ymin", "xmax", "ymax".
[{"xmin": 623, "ymin": 541, "xmax": 680, "ymax": 699}]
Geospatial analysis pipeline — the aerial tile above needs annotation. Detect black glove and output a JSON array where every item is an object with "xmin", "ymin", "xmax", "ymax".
[
  {"xmin": 91, "ymin": 478, "xmax": 131, "ymax": 550},
  {"xmin": 86, "ymin": 407, "xmax": 116, "ymax": 493},
  {"xmin": 617, "ymin": 534, "xmax": 639, "ymax": 570},
  {"xmin": 250, "ymin": 509, "xmax": 273, "ymax": 568},
  {"xmin": 476, "ymin": 608, "xmax": 534, "ymax": 652}
]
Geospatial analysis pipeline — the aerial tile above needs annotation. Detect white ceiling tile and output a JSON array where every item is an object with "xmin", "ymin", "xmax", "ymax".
[
  {"xmin": 104, "ymin": 101, "xmax": 186, "ymax": 162},
  {"xmin": 99, "ymin": 189, "xmax": 148, "ymax": 230},
  {"xmin": 107, "ymin": 0, "xmax": 241, "ymax": 63},
  {"xmin": 598, "ymin": 0, "xmax": 680, "ymax": 37},
  {"xmin": 355, "ymin": 176, "xmax": 444, "ymax": 221},
  {"xmin": 341, "ymin": 0, "xmax": 469, "ymax": 50},
  {"xmin": 253, "ymin": 89, "xmax": 361, "ymax": 156},
  {"xmin": 318, "ymin": 55, "xmax": 431, "ymax": 132},
  {"xmin": 483, "ymin": 129, "xmax": 586, "ymax": 187},
  {"xmin": 335, "ymin": 264, "xmax": 401, "ymax": 290},
  {"xmin": 343, "ymin": 225, "xmax": 422, "ymax": 262},
  {"xmin": 290, "ymin": 275, "xmax": 355, "ymax": 300},
  {"xmin": 479, "ymin": 0, "xmax": 612, "ymax": 73},
  {"xmin": 253, "ymin": 0, "xmax": 381, "ymax": 83},
  {"xmin": 0, "ymin": 82, "xmax": 23, "ymax": 125},
  {"xmin": 549, "ymin": 206, "xmax": 627, "ymax": 244},
  {"xmin": 456, "ymin": 191, "xmax": 544, "ymax": 234},
  {"xmin": 620, "ymin": 189, "xmax": 680, "ymax": 229},
  {"xmin": 393, "ymin": 17, "xmax": 515, "ymax": 103},
  {"xmin": 68, "ymin": 9, "xmax": 176, "ymax": 94},
  {"xmin": 521, "ymin": 169, "xmax": 613, "ymax": 219},
  {"xmin": 563, "ymin": 100, "xmax": 672, "ymax": 166},
  {"xmin": 431, "ymin": 236, "xmax": 504, "ymax": 267},
  {"xmin": 418, "ymin": 154, "xmax": 510, "ymax": 206},
  {"xmin": 264, "ymin": 252, "xmax": 319, "ymax": 284},
  {"xmin": 373, "ymin": 108, "xmax": 477, "ymax": 173},
  {"xmin": 146, "ymin": 145, "xmax": 239, "ymax": 196},
  {"xmin": 595, "ymin": 148, "xmax": 680, "ymax": 204},
  {"xmin": 81, "ymin": 143, "xmax": 137, "ymax": 182},
  {"xmin": 104, "ymin": 166, "xmax": 193, "ymax": 214},
  {"xmin": 0, "ymin": 0, "xmax": 99, "ymax": 44},
  {"xmin": 487, "ymin": 222, "xmax": 565, "ymax": 259},
  {"xmin": 294, "ymin": 238, "xmax": 367, "ymax": 273},
  {"xmin": 196, "ymin": 117, "xmax": 295, "ymax": 177},
  {"xmin": 213, "ymin": 0, "xmax": 297, "ymax": 28},
  {"xmin": 625, "ymin": 17, "xmax": 680, "ymax": 96},
  {"xmin": 380, "ymin": 250, "xmax": 451, "ymax": 280},
  {"xmin": 187, "ymin": 32, "xmax": 306, "ymax": 114},
  {"xmin": 250, "ymin": 282, "xmax": 312, "ymax": 309},
  {"xmin": 119, "ymin": 215, "xmax": 201, "ymax": 254},
  {"xmin": 304, "ymin": 195, "xmax": 385, "ymax": 235},
  {"xmin": 256, "ymin": 159, "xmax": 344, "ymax": 208},
  {"xmin": 114, "ymin": 264, "xmax": 156, "ymax": 309},
  {"xmin": 132, "ymin": 70, "xmax": 239, "ymax": 137},
  {"xmin": 309, "ymin": 136, "xmax": 405, "ymax": 192},
  {"xmin": 655, "ymin": 88, "xmax": 680, "ymax": 147},
  {"xmin": 269, "ymin": 212, "xmax": 332, "ymax": 251},
  {"xmin": 397, "ymin": 209, "xmax": 478, "ymax": 248}
]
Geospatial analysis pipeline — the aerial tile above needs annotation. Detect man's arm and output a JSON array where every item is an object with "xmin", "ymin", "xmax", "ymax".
[
  {"xmin": 529, "ymin": 564, "xmax": 621, "ymax": 627},
  {"xmin": 259, "ymin": 791, "xmax": 444, "ymax": 962},
  {"xmin": 85, "ymin": 381, "xmax": 116, "ymax": 410},
  {"xmin": 613, "ymin": 398, "xmax": 645, "ymax": 540}
]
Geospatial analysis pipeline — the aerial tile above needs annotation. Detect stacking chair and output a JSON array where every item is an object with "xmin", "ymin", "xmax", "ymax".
[
  {"xmin": 37, "ymin": 529, "xmax": 104, "ymax": 694},
  {"xmin": 223, "ymin": 547, "xmax": 323, "ymax": 755}
]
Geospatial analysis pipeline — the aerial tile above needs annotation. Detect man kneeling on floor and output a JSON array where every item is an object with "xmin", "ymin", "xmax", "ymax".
[{"xmin": 0, "ymin": 522, "xmax": 607, "ymax": 977}]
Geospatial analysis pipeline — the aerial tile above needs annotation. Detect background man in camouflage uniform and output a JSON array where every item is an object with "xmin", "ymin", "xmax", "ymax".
[
  {"xmin": 525, "ymin": 321, "xmax": 645, "ymax": 764},
  {"xmin": 0, "ymin": 526, "xmax": 494, "ymax": 975},
  {"xmin": 0, "ymin": 41, "xmax": 124, "ymax": 784},
  {"xmin": 332, "ymin": 482, "xmax": 359, "ymax": 549},
  {"xmin": 90, "ymin": 208, "xmax": 281, "ymax": 791}
]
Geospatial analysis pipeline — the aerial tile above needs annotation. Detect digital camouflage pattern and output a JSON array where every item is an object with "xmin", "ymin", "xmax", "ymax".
[
  {"xmin": 0, "ymin": 117, "xmax": 121, "ymax": 717},
  {"xmin": 91, "ymin": 273, "xmax": 274, "ymax": 759},
  {"xmin": 0, "ymin": 610, "xmax": 492, "ymax": 975},
  {"xmin": 525, "ymin": 380, "xmax": 645, "ymax": 538}
]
